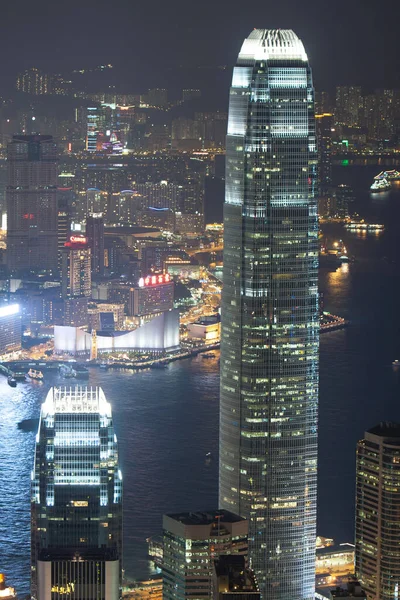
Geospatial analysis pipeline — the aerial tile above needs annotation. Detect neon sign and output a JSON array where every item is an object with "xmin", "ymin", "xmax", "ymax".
[
  {"xmin": 138, "ymin": 273, "xmax": 171, "ymax": 287},
  {"xmin": 70, "ymin": 236, "xmax": 87, "ymax": 244}
]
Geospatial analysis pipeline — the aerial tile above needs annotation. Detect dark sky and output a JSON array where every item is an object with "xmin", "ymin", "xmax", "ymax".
[{"xmin": 1, "ymin": 0, "xmax": 400, "ymax": 93}]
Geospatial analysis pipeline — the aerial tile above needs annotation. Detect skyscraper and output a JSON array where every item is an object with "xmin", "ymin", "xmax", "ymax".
[
  {"xmin": 62, "ymin": 236, "xmax": 92, "ymax": 299},
  {"xmin": 219, "ymin": 29, "xmax": 319, "ymax": 599},
  {"xmin": 355, "ymin": 423, "xmax": 400, "ymax": 600},
  {"xmin": 86, "ymin": 214, "xmax": 105, "ymax": 276},
  {"xmin": 6, "ymin": 135, "xmax": 58, "ymax": 275},
  {"xmin": 31, "ymin": 386, "xmax": 122, "ymax": 600},
  {"xmin": 162, "ymin": 510, "xmax": 248, "ymax": 600}
]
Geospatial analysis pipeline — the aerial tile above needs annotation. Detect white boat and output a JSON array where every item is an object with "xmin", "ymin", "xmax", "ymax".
[
  {"xmin": 27, "ymin": 368, "xmax": 44, "ymax": 380},
  {"xmin": 370, "ymin": 178, "xmax": 390, "ymax": 192},
  {"xmin": 392, "ymin": 360, "xmax": 400, "ymax": 367}
]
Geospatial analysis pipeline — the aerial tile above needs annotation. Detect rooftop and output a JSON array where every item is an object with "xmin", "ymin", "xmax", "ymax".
[
  {"xmin": 215, "ymin": 555, "xmax": 259, "ymax": 594},
  {"xmin": 368, "ymin": 421, "xmax": 400, "ymax": 438},
  {"xmin": 165, "ymin": 509, "xmax": 245, "ymax": 526},
  {"xmin": 41, "ymin": 386, "xmax": 112, "ymax": 417},
  {"xmin": 238, "ymin": 29, "xmax": 307, "ymax": 63}
]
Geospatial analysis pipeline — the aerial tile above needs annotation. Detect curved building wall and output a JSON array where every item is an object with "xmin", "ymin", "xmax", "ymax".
[
  {"xmin": 54, "ymin": 309, "xmax": 180, "ymax": 354},
  {"xmin": 219, "ymin": 29, "xmax": 319, "ymax": 600}
]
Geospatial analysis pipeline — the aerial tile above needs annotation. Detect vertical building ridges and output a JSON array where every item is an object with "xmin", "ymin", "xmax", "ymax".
[{"xmin": 219, "ymin": 29, "xmax": 318, "ymax": 599}]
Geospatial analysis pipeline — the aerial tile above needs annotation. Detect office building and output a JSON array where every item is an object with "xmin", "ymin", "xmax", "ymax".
[
  {"xmin": 61, "ymin": 236, "xmax": 92, "ymax": 299},
  {"xmin": 355, "ymin": 422, "xmax": 400, "ymax": 600},
  {"xmin": 182, "ymin": 89, "xmax": 201, "ymax": 103},
  {"xmin": 335, "ymin": 86, "xmax": 363, "ymax": 127},
  {"xmin": 220, "ymin": 30, "xmax": 319, "ymax": 599},
  {"xmin": 86, "ymin": 214, "xmax": 105, "ymax": 276},
  {"xmin": 315, "ymin": 113, "xmax": 334, "ymax": 195},
  {"xmin": 335, "ymin": 184, "xmax": 355, "ymax": 219},
  {"xmin": 213, "ymin": 555, "xmax": 260, "ymax": 600},
  {"xmin": 0, "ymin": 303, "xmax": 21, "ymax": 355},
  {"xmin": 31, "ymin": 386, "xmax": 122, "ymax": 600},
  {"xmin": 6, "ymin": 135, "xmax": 58, "ymax": 275},
  {"xmin": 16, "ymin": 67, "xmax": 53, "ymax": 95},
  {"xmin": 162, "ymin": 510, "xmax": 248, "ymax": 600},
  {"xmin": 57, "ymin": 187, "xmax": 73, "ymax": 272},
  {"xmin": 330, "ymin": 581, "xmax": 366, "ymax": 600},
  {"xmin": 134, "ymin": 274, "xmax": 174, "ymax": 323}
]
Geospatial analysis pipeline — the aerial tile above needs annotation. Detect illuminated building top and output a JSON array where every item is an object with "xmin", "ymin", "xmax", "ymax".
[
  {"xmin": 238, "ymin": 29, "xmax": 307, "ymax": 63},
  {"xmin": 138, "ymin": 273, "xmax": 171, "ymax": 287},
  {"xmin": 41, "ymin": 386, "xmax": 112, "ymax": 417}
]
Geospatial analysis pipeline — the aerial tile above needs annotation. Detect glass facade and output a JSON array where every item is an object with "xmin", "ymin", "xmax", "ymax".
[
  {"xmin": 31, "ymin": 386, "xmax": 122, "ymax": 600},
  {"xmin": 356, "ymin": 423, "xmax": 400, "ymax": 600},
  {"xmin": 219, "ymin": 29, "xmax": 319, "ymax": 599}
]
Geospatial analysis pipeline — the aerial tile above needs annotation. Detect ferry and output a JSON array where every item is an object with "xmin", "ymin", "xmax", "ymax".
[
  {"xmin": 99, "ymin": 363, "xmax": 108, "ymax": 370},
  {"xmin": 59, "ymin": 364, "xmax": 76, "ymax": 378},
  {"xmin": 13, "ymin": 371, "xmax": 27, "ymax": 381},
  {"xmin": 392, "ymin": 360, "xmax": 400, "ymax": 368},
  {"xmin": 374, "ymin": 170, "xmax": 400, "ymax": 181},
  {"xmin": 345, "ymin": 220, "xmax": 384, "ymax": 231},
  {"xmin": 370, "ymin": 178, "xmax": 391, "ymax": 192},
  {"xmin": 27, "ymin": 368, "xmax": 44, "ymax": 380},
  {"xmin": 7, "ymin": 376, "xmax": 17, "ymax": 387}
]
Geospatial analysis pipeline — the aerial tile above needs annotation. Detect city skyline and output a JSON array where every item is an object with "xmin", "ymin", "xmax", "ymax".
[{"xmin": 0, "ymin": 1, "xmax": 399, "ymax": 93}]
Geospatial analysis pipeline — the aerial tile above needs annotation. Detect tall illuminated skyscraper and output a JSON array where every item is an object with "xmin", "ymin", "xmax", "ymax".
[
  {"xmin": 31, "ymin": 386, "xmax": 122, "ymax": 600},
  {"xmin": 219, "ymin": 29, "xmax": 319, "ymax": 599}
]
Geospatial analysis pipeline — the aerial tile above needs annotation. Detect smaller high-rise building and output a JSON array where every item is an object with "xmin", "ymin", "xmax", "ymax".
[
  {"xmin": 335, "ymin": 86, "xmax": 363, "ymax": 128},
  {"xmin": 356, "ymin": 422, "xmax": 400, "ymax": 600},
  {"xmin": 162, "ymin": 510, "xmax": 248, "ymax": 600},
  {"xmin": 213, "ymin": 555, "xmax": 260, "ymax": 600},
  {"xmin": 31, "ymin": 386, "xmax": 122, "ymax": 600},
  {"xmin": 16, "ymin": 67, "xmax": 52, "ymax": 95},
  {"xmin": 330, "ymin": 580, "xmax": 366, "ymax": 600},
  {"xmin": 61, "ymin": 235, "xmax": 92, "ymax": 299},
  {"xmin": 0, "ymin": 303, "xmax": 21, "ymax": 355},
  {"xmin": 86, "ymin": 214, "xmax": 105, "ymax": 276},
  {"xmin": 6, "ymin": 135, "xmax": 58, "ymax": 275},
  {"xmin": 134, "ymin": 273, "xmax": 174, "ymax": 324}
]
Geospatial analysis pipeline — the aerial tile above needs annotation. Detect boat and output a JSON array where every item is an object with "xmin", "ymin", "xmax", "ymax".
[
  {"xmin": 99, "ymin": 363, "xmax": 108, "ymax": 370},
  {"xmin": 17, "ymin": 418, "xmax": 39, "ymax": 432},
  {"xmin": 59, "ymin": 364, "xmax": 76, "ymax": 378},
  {"xmin": 27, "ymin": 369, "xmax": 44, "ymax": 380},
  {"xmin": 345, "ymin": 220, "xmax": 384, "ymax": 231},
  {"xmin": 13, "ymin": 371, "xmax": 27, "ymax": 381},
  {"xmin": 75, "ymin": 366, "xmax": 89, "ymax": 379},
  {"xmin": 7, "ymin": 376, "xmax": 17, "ymax": 387},
  {"xmin": 370, "ymin": 178, "xmax": 391, "ymax": 192},
  {"xmin": 202, "ymin": 352, "xmax": 216, "ymax": 358},
  {"xmin": 393, "ymin": 360, "xmax": 400, "ymax": 367},
  {"xmin": 374, "ymin": 170, "xmax": 400, "ymax": 181}
]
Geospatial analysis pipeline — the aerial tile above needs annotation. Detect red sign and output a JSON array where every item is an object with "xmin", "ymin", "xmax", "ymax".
[
  {"xmin": 70, "ymin": 236, "xmax": 87, "ymax": 244},
  {"xmin": 138, "ymin": 273, "xmax": 171, "ymax": 287}
]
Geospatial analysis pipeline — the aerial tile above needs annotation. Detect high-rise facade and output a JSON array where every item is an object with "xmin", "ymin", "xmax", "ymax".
[
  {"xmin": 6, "ymin": 135, "xmax": 58, "ymax": 275},
  {"xmin": 219, "ymin": 29, "xmax": 319, "ymax": 599},
  {"xmin": 162, "ymin": 510, "xmax": 248, "ymax": 600},
  {"xmin": 86, "ymin": 214, "xmax": 105, "ymax": 276},
  {"xmin": 62, "ymin": 236, "xmax": 92, "ymax": 299},
  {"xmin": 355, "ymin": 423, "xmax": 400, "ymax": 600},
  {"xmin": 31, "ymin": 386, "xmax": 122, "ymax": 600}
]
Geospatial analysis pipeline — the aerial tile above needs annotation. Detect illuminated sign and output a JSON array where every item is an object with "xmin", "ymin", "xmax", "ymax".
[
  {"xmin": 70, "ymin": 236, "xmax": 87, "ymax": 244},
  {"xmin": 138, "ymin": 273, "xmax": 171, "ymax": 287},
  {"xmin": 23, "ymin": 213, "xmax": 35, "ymax": 220}
]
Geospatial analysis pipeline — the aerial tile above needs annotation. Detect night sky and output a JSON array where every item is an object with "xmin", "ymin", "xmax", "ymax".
[{"xmin": 1, "ymin": 0, "xmax": 400, "ymax": 93}]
